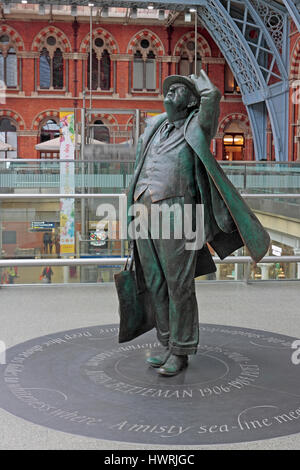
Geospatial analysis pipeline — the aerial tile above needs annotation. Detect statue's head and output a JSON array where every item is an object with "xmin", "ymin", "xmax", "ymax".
[{"xmin": 163, "ymin": 75, "xmax": 200, "ymax": 122}]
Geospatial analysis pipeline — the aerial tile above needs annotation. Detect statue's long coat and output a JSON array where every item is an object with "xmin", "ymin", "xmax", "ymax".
[{"xmin": 127, "ymin": 111, "xmax": 270, "ymax": 280}]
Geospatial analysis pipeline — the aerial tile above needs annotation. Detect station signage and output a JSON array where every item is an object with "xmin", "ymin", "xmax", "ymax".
[
  {"xmin": 31, "ymin": 222, "xmax": 55, "ymax": 232},
  {"xmin": 272, "ymin": 244, "xmax": 282, "ymax": 257}
]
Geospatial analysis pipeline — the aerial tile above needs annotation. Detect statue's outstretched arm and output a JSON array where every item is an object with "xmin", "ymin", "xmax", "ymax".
[{"xmin": 190, "ymin": 70, "xmax": 222, "ymax": 142}]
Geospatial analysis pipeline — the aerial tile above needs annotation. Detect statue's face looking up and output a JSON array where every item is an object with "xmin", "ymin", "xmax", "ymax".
[{"xmin": 164, "ymin": 83, "xmax": 197, "ymax": 121}]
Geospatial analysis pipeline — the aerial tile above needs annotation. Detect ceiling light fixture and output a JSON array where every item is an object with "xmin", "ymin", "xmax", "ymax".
[
  {"xmin": 101, "ymin": 6, "xmax": 109, "ymax": 17},
  {"xmin": 185, "ymin": 12, "xmax": 192, "ymax": 22},
  {"xmin": 71, "ymin": 4, "xmax": 77, "ymax": 16},
  {"xmin": 3, "ymin": 2, "xmax": 11, "ymax": 14},
  {"xmin": 39, "ymin": 3, "xmax": 45, "ymax": 15},
  {"xmin": 131, "ymin": 6, "xmax": 137, "ymax": 18},
  {"xmin": 158, "ymin": 9, "xmax": 165, "ymax": 20}
]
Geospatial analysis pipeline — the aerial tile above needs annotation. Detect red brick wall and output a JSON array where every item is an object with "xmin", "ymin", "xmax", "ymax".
[{"xmin": 4, "ymin": 18, "xmax": 298, "ymax": 161}]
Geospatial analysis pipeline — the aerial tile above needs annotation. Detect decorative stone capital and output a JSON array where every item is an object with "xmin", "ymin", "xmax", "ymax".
[
  {"xmin": 19, "ymin": 51, "xmax": 39, "ymax": 59},
  {"xmin": 202, "ymin": 57, "xmax": 226, "ymax": 65},
  {"xmin": 111, "ymin": 54, "xmax": 131, "ymax": 62},
  {"xmin": 63, "ymin": 52, "xmax": 87, "ymax": 60},
  {"xmin": 17, "ymin": 130, "xmax": 39, "ymax": 137}
]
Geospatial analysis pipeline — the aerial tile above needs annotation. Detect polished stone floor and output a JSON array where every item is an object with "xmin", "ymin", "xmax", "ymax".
[{"xmin": 0, "ymin": 281, "xmax": 299, "ymax": 450}]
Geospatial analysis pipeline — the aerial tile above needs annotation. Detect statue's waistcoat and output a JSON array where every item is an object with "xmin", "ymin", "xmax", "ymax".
[{"xmin": 134, "ymin": 123, "xmax": 196, "ymax": 203}]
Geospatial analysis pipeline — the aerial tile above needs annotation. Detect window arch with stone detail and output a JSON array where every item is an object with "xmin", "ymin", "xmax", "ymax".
[
  {"xmin": 87, "ymin": 39, "xmax": 111, "ymax": 91},
  {"xmin": 32, "ymin": 27, "xmax": 71, "ymax": 90},
  {"xmin": 127, "ymin": 30, "xmax": 164, "ymax": 92},
  {"xmin": 32, "ymin": 110, "xmax": 60, "ymax": 158},
  {"xmin": 40, "ymin": 118, "xmax": 60, "ymax": 143},
  {"xmin": 0, "ymin": 26, "xmax": 25, "ymax": 89},
  {"xmin": 0, "ymin": 117, "xmax": 17, "ymax": 159},
  {"xmin": 80, "ymin": 28, "xmax": 118, "ymax": 92},
  {"xmin": 89, "ymin": 113, "xmax": 120, "ymax": 144},
  {"xmin": 218, "ymin": 113, "xmax": 252, "ymax": 161},
  {"xmin": 173, "ymin": 32, "xmax": 211, "ymax": 77}
]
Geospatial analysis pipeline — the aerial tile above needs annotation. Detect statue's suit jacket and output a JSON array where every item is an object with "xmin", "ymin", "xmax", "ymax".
[{"xmin": 127, "ymin": 75, "xmax": 270, "ymax": 280}]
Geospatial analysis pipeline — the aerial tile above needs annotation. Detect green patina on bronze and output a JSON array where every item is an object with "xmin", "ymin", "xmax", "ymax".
[{"xmin": 120, "ymin": 71, "xmax": 270, "ymax": 362}]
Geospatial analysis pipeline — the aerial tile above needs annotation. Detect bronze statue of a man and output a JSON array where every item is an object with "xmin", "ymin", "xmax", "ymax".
[{"xmin": 126, "ymin": 71, "xmax": 270, "ymax": 377}]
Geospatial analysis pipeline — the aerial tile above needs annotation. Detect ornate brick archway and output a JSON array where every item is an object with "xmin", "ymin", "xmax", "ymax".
[
  {"xmin": 290, "ymin": 38, "xmax": 300, "ymax": 80},
  {"xmin": 90, "ymin": 113, "xmax": 117, "ymax": 127},
  {"xmin": 80, "ymin": 28, "xmax": 119, "ymax": 54},
  {"xmin": 173, "ymin": 31, "xmax": 211, "ymax": 58},
  {"xmin": 32, "ymin": 110, "xmax": 60, "ymax": 131},
  {"xmin": 31, "ymin": 26, "xmax": 72, "ymax": 53},
  {"xmin": 127, "ymin": 29, "xmax": 165, "ymax": 56},
  {"xmin": 0, "ymin": 110, "xmax": 25, "ymax": 130},
  {"xmin": 0, "ymin": 25, "xmax": 25, "ymax": 52},
  {"xmin": 218, "ymin": 113, "xmax": 251, "ymax": 136}
]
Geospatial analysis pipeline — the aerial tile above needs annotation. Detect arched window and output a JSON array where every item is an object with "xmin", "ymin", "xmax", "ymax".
[
  {"xmin": 100, "ymin": 50, "xmax": 111, "ymax": 90},
  {"xmin": 0, "ymin": 34, "xmax": 18, "ymax": 88},
  {"xmin": 223, "ymin": 122, "xmax": 245, "ymax": 161},
  {"xmin": 178, "ymin": 40, "xmax": 201, "ymax": 77},
  {"xmin": 132, "ymin": 38, "xmax": 157, "ymax": 91},
  {"xmin": 0, "ymin": 118, "xmax": 17, "ymax": 159},
  {"xmin": 39, "ymin": 36, "xmax": 64, "ymax": 89},
  {"xmin": 53, "ymin": 49, "xmax": 63, "ymax": 89},
  {"xmin": 87, "ymin": 37, "xmax": 111, "ymax": 91},
  {"xmin": 92, "ymin": 120, "xmax": 110, "ymax": 143},
  {"xmin": 40, "ymin": 48, "xmax": 51, "ymax": 89},
  {"xmin": 40, "ymin": 119, "xmax": 60, "ymax": 143},
  {"xmin": 87, "ymin": 50, "xmax": 98, "ymax": 90}
]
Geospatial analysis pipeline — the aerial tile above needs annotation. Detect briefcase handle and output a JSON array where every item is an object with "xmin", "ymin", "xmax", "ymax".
[{"xmin": 124, "ymin": 241, "xmax": 134, "ymax": 272}]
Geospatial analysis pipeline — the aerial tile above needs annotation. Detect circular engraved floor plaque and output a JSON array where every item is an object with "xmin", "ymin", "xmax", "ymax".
[{"xmin": 1, "ymin": 324, "xmax": 300, "ymax": 445}]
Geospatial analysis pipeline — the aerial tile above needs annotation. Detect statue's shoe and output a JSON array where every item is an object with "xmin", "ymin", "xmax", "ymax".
[
  {"xmin": 146, "ymin": 349, "xmax": 171, "ymax": 368},
  {"xmin": 158, "ymin": 354, "xmax": 188, "ymax": 376}
]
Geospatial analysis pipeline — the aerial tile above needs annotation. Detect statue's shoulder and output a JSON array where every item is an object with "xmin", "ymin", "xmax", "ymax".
[
  {"xmin": 144, "ymin": 112, "xmax": 167, "ymax": 131},
  {"xmin": 184, "ymin": 110, "xmax": 200, "ymax": 133}
]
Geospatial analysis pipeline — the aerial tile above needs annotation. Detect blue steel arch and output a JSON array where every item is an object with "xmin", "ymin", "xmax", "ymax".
[
  {"xmin": 282, "ymin": 0, "xmax": 300, "ymax": 32},
  {"xmin": 197, "ymin": 0, "xmax": 290, "ymax": 161}
]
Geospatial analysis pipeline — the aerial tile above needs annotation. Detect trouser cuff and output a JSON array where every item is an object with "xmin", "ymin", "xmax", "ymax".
[
  {"xmin": 157, "ymin": 333, "xmax": 198, "ymax": 355},
  {"xmin": 169, "ymin": 344, "xmax": 198, "ymax": 355}
]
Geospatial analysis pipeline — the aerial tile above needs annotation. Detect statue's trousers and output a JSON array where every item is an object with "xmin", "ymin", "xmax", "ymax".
[{"xmin": 135, "ymin": 188, "xmax": 199, "ymax": 355}]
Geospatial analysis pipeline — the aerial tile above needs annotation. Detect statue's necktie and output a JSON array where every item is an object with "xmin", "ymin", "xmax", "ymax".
[{"xmin": 160, "ymin": 122, "xmax": 175, "ymax": 142}]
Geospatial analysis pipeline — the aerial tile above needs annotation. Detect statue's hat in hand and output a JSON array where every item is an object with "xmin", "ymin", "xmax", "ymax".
[{"xmin": 162, "ymin": 74, "xmax": 202, "ymax": 105}]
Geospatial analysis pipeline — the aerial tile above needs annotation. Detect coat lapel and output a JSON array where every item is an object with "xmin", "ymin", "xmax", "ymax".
[
  {"xmin": 185, "ymin": 115, "xmax": 270, "ymax": 263},
  {"xmin": 130, "ymin": 113, "xmax": 167, "ymax": 197}
]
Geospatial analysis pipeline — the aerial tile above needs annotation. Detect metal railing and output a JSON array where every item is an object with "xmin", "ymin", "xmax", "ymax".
[
  {"xmin": 1, "ymin": 160, "xmax": 300, "ymax": 193},
  {"xmin": 0, "ymin": 193, "xmax": 299, "ymax": 199},
  {"xmin": 0, "ymin": 256, "xmax": 299, "ymax": 285},
  {"xmin": 0, "ymin": 192, "xmax": 299, "ymax": 284},
  {"xmin": 0, "ymin": 255, "xmax": 299, "ymax": 267}
]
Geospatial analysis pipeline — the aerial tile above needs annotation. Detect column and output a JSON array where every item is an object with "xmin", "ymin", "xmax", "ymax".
[
  {"xmin": 294, "ymin": 248, "xmax": 300, "ymax": 279},
  {"xmin": 19, "ymin": 52, "xmax": 36, "ymax": 95},
  {"xmin": 215, "ymin": 263, "xmax": 221, "ymax": 280},
  {"xmin": 234, "ymin": 248, "xmax": 243, "ymax": 280},
  {"xmin": 244, "ymin": 135, "xmax": 254, "ymax": 161},
  {"xmin": 257, "ymin": 263, "xmax": 270, "ymax": 280},
  {"xmin": 17, "ymin": 131, "xmax": 39, "ymax": 159},
  {"xmin": 113, "ymin": 54, "xmax": 129, "ymax": 98},
  {"xmin": 110, "ymin": 55, "xmax": 118, "ymax": 96}
]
